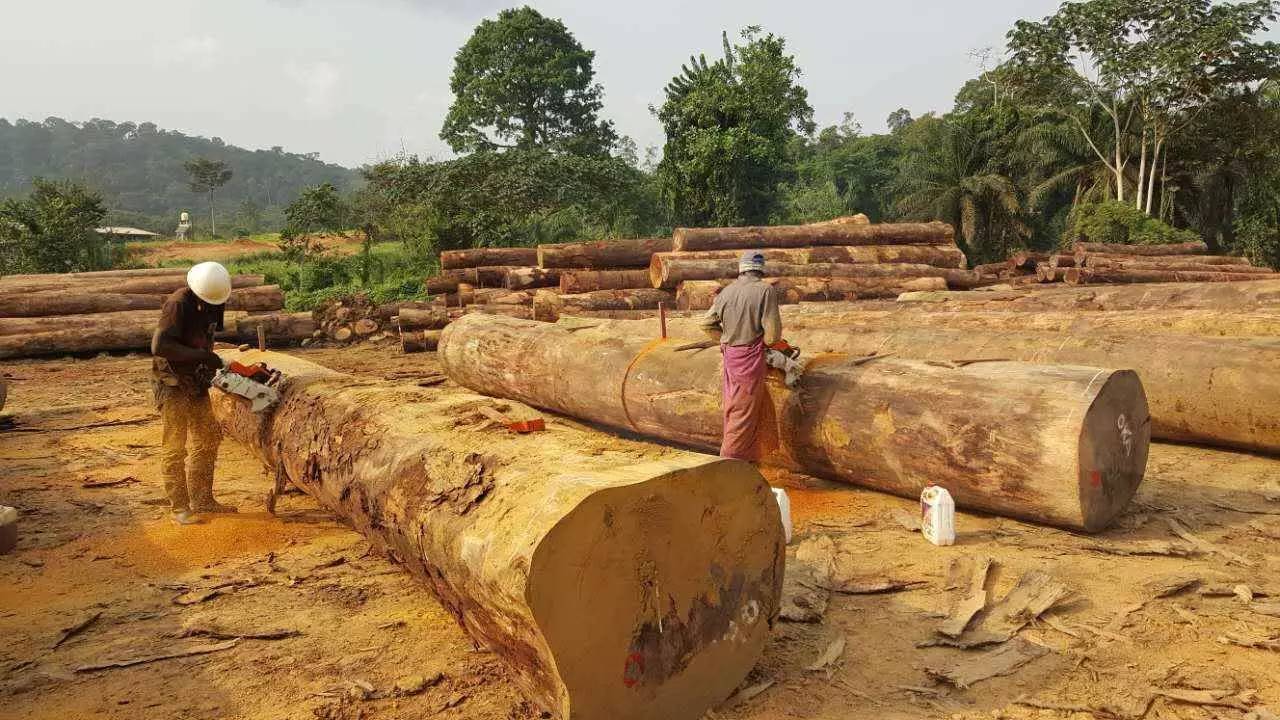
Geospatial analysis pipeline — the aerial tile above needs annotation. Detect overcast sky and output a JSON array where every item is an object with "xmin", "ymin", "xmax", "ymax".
[{"xmin": 3, "ymin": 1, "xmax": 1275, "ymax": 168}]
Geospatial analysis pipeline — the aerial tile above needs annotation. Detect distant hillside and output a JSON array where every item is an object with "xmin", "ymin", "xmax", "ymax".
[{"xmin": 0, "ymin": 117, "xmax": 361, "ymax": 234}]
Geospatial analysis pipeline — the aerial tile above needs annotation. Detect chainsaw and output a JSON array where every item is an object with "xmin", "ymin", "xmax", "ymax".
[
  {"xmin": 765, "ymin": 341, "xmax": 805, "ymax": 388},
  {"xmin": 211, "ymin": 360, "xmax": 283, "ymax": 413}
]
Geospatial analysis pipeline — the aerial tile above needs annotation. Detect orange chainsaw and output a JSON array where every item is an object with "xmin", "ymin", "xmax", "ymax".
[{"xmin": 211, "ymin": 361, "xmax": 282, "ymax": 413}]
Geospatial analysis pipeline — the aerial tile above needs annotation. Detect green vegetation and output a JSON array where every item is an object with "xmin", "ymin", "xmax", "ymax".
[{"xmin": 0, "ymin": 178, "xmax": 116, "ymax": 273}]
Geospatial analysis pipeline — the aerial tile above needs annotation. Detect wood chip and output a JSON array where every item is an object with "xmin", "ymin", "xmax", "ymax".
[
  {"xmin": 76, "ymin": 639, "xmax": 239, "ymax": 672},
  {"xmin": 1155, "ymin": 688, "xmax": 1253, "ymax": 711},
  {"xmin": 1249, "ymin": 519, "xmax": 1280, "ymax": 540},
  {"xmin": 53, "ymin": 611, "xmax": 102, "ymax": 649},
  {"xmin": 806, "ymin": 633, "xmax": 846, "ymax": 672},
  {"xmin": 1082, "ymin": 540, "xmax": 1198, "ymax": 557},
  {"xmin": 81, "ymin": 476, "xmax": 138, "ymax": 489},
  {"xmin": 1218, "ymin": 634, "xmax": 1280, "ymax": 652},
  {"xmin": 779, "ymin": 538, "xmax": 833, "ymax": 623},
  {"xmin": 725, "ymin": 679, "xmax": 775, "ymax": 706},
  {"xmin": 1248, "ymin": 602, "xmax": 1280, "ymax": 618},
  {"xmin": 1144, "ymin": 574, "xmax": 1201, "ymax": 599},
  {"xmin": 932, "ymin": 569, "xmax": 1070, "ymax": 648},
  {"xmin": 179, "ymin": 622, "xmax": 300, "ymax": 641},
  {"xmin": 937, "ymin": 556, "xmax": 991, "ymax": 638},
  {"xmin": 1211, "ymin": 500, "xmax": 1280, "ymax": 516},
  {"xmin": 924, "ymin": 637, "xmax": 1050, "ymax": 689},
  {"xmin": 889, "ymin": 508, "xmax": 921, "ymax": 532},
  {"xmin": 827, "ymin": 578, "xmax": 927, "ymax": 595},
  {"xmin": 1167, "ymin": 518, "xmax": 1255, "ymax": 567}
]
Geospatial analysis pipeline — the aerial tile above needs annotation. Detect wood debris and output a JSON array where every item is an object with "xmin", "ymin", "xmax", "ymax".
[
  {"xmin": 1143, "ymin": 574, "xmax": 1201, "ymax": 599},
  {"xmin": 1211, "ymin": 499, "xmax": 1280, "ymax": 516},
  {"xmin": 936, "ymin": 556, "xmax": 992, "ymax": 638},
  {"xmin": 923, "ymin": 637, "xmax": 1050, "ymax": 689},
  {"xmin": 806, "ymin": 634, "xmax": 847, "ymax": 672},
  {"xmin": 930, "ymin": 568, "xmax": 1070, "ymax": 648},
  {"xmin": 1218, "ymin": 633, "xmax": 1280, "ymax": 651},
  {"xmin": 1082, "ymin": 540, "xmax": 1198, "ymax": 557},
  {"xmin": 76, "ymin": 639, "xmax": 240, "ymax": 672},
  {"xmin": 889, "ymin": 508, "xmax": 921, "ymax": 532},
  {"xmin": 179, "ymin": 621, "xmax": 301, "ymax": 641},
  {"xmin": 779, "ymin": 537, "xmax": 833, "ymax": 622},
  {"xmin": 724, "ymin": 679, "xmax": 775, "ymax": 707},
  {"xmin": 80, "ymin": 476, "xmax": 137, "ymax": 489},
  {"xmin": 1155, "ymin": 688, "xmax": 1255, "ymax": 711},
  {"xmin": 1167, "ymin": 518, "xmax": 1255, "ymax": 567},
  {"xmin": 52, "ymin": 610, "xmax": 102, "ymax": 649}
]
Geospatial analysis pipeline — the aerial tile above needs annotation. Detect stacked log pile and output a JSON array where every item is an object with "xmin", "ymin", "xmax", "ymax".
[
  {"xmin": 977, "ymin": 240, "xmax": 1277, "ymax": 287},
  {"xmin": 0, "ymin": 268, "xmax": 304, "ymax": 359}
]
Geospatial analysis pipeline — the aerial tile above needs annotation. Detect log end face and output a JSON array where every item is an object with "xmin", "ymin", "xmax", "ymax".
[
  {"xmin": 1077, "ymin": 369, "xmax": 1151, "ymax": 532},
  {"xmin": 527, "ymin": 459, "xmax": 783, "ymax": 720}
]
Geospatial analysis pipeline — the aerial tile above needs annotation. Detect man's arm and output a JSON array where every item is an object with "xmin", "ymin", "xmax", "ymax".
[
  {"xmin": 761, "ymin": 286, "xmax": 782, "ymax": 345},
  {"xmin": 151, "ymin": 301, "xmax": 220, "ymax": 366},
  {"xmin": 700, "ymin": 295, "xmax": 724, "ymax": 343}
]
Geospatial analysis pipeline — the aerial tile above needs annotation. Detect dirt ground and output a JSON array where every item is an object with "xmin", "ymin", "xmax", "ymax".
[
  {"xmin": 125, "ymin": 234, "xmax": 365, "ymax": 265},
  {"xmin": 2, "ymin": 343, "xmax": 1278, "ymax": 720}
]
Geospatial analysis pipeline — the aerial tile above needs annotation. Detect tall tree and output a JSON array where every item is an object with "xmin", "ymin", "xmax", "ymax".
[
  {"xmin": 1007, "ymin": 0, "xmax": 1280, "ymax": 214},
  {"xmin": 656, "ymin": 27, "xmax": 814, "ymax": 226},
  {"xmin": 0, "ymin": 178, "xmax": 108, "ymax": 272},
  {"xmin": 441, "ymin": 6, "xmax": 616, "ymax": 155},
  {"xmin": 183, "ymin": 157, "xmax": 233, "ymax": 236}
]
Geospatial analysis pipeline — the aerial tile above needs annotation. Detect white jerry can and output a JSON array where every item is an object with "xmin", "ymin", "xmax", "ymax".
[
  {"xmin": 771, "ymin": 488, "xmax": 793, "ymax": 544},
  {"xmin": 920, "ymin": 486, "xmax": 956, "ymax": 546}
]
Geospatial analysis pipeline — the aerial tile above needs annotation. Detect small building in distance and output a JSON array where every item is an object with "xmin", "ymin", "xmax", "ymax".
[{"xmin": 95, "ymin": 226, "xmax": 161, "ymax": 241}]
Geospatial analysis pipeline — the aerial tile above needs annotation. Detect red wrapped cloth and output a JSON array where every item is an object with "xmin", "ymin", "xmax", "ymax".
[{"xmin": 719, "ymin": 339, "xmax": 767, "ymax": 460}]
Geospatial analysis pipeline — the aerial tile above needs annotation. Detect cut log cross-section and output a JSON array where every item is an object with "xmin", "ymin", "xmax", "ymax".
[
  {"xmin": 440, "ymin": 315, "xmax": 1151, "ymax": 531},
  {"xmin": 211, "ymin": 350, "xmax": 784, "ymax": 720},
  {"xmin": 672, "ymin": 221, "xmax": 954, "ymax": 252}
]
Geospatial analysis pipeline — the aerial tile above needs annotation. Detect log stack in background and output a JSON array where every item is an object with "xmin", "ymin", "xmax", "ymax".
[
  {"xmin": 972, "ymin": 239, "xmax": 1277, "ymax": 287},
  {"xmin": 0, "ymin": 268, "xmax": 303, "ymax": 359}
]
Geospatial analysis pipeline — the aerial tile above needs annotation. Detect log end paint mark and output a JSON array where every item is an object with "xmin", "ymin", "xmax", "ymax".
[
  {"xmin": 622, "ymin": 652, "xmax": 644, "ymax": 688},
  {"xmin": 1089, "ymin": 470, "xmax": 1102, "ymax": 488}
]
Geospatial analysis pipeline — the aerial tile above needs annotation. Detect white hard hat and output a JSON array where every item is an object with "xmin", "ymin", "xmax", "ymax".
[{"xmin": 187, "ymin": 262, "xmax": 232, "ymax": 305}]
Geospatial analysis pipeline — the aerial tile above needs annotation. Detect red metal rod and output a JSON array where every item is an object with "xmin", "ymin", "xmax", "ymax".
[{"xmin": 658, "ymin": 302, "xmax": 668, "ymax": 339}]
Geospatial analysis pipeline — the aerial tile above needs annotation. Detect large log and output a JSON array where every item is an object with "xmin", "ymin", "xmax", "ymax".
[
  {"xmin": 652, "ymin": 244, "xmax": 966, "ymax": 270},
  {"xmin": 895, "ymin": 279, "xmax": 1280, "ymax": 312},
  {"xmin": 1009, "ymin": 251, "xmax": 1074, "ymax": 270},
  {"xmin": 1072, "ymin": 241, "xmax": 1208, "ymax": 256},
  {"xmin": 533, "ymin": 289, "xmax": 675, "ymax": 322},
  {"xmin": 672, "ymin": 221, "xmax": 954, "ymax": 252},
  {"xmin": 1080, "ymin": 258, "xmax": 1272, "ymax": 274},
  {"xmin": 440, "ymin": 247, "xmax": 538, "ymax": 270},
  {"xmin": 1077, "ymin": 253, "xmax": 1251, "ymax": 268},
  {"xmin": 0, "ymin": 311, "xmax": 245, "ymax": 359},
  {"xmin": 400, "ymin": 328, "xmax": 442, "ymax": 353},
  {"xmin": 464, "ymin": 304, "xmax": 535, "ymax": 319},
  {"xmin": 537, "ymin": 238, "xmax": 673, "ymax": 269},
  {"xmin": 649, "ymin": 258, "xmax": 983, "ymax": 290},
  {"xmin": 440, "ymin": 315, "xmax": 1150, "ymax": 531},
  {"xmin": 674, "ymin": 277, "xmax": 947, "ymax": 311},
  {"xmin": 0, "ymin": 267, "xmax": 188, "ymax": 285},
  {"xmin": 1064, "ymin": 268, "xmax": 1273, "ymax": 285},
  {"xmin": 0, "ymin": 273, "xmax": 263, "ymax": 296},
  {"xmin": 504, "ymin": 267, "xmax": 565, "ymax": 291},
  {"xmin": 396, "ymin": 307, "xmax": 454, "ymax": 330},
  {"xmin": 559, "ymin": 269, "xmax": 653, "ymax": 294},
  {"xmin": 227, "ymin": 313, "xmax": 317, "ymax": 346},
  {"xmin": 425, "ymin": 267, "xmax": 518, "ymax": 294},
  {"xmin": 0, "ymin": 284, "xmax": 284, "ymax": 318},
  {"xmin": 211, "ymin": 349, "xmax": 783, "ymax": 719}
]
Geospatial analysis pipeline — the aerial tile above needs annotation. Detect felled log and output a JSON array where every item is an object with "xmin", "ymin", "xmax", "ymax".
[
  {"xmin": 440, "ymin": 315, "xmax": 1150, "ymax": 531},
  {"xmin": 1064, "ymin": 268, "xmax": 1272, "ymax": 285},
  {"xmin": 0, "ymin": 267, "xmax": 189, "ymax": 285},
  {"xmin": 0, "ymin": 273, "xmax": 263, "ymax": 296},
  {"xmin": 972, "ymin": 261, "xmax": 1013, "ymax": 277},
  {"xmin": 649, "ymin": 258, "xmax": 981, "ymax": 289},
  {"xmin": 1072, "ymin": 241, "xmax": 1208, "ymax": 256},
  {"xmin": 558, "ymin": 269, "xmax": 652, "ymax": 294},
  {"xmin": 211, "ymin": 349, "xmax": 783, "ymax": 719},
  {"xmin": 425, "ymin": 267, "xmax": 517, "ymax": 294},
  {"xmin": 396, "ymin": 308, "xmax": 453, "ymax": 330},
  {"xmin": 503, "ymin": 267, "xmax": 564, "ymax": 291},
  {"xmin": 808, "ymin": 214, "xmax": 870, "ymax": 226},
  {"xmin": 400, "ymin": 329, "xmax": 442, "ymax": 353},
  {"xmin": 440, "ymin": 247, "xmax": 538, "ymax": 270},
  {"xmin": 0, "ymin": 311, "xmax": 246, "ymax": 359},
  {"xmin": 652, "ymin": 244, "xmax": 966, "ymax": 270},
  {"xmin": 537, "ymin": 238, "xmax": 673, "ymax": 269},
  {"xmin": 895, "ymin": 279, "xmax": 1280, "ymax": 312},
  {"xmin": 674, "ymin": 277, "xmax": 947, "ymax": 311},
  {"xmin": 1037, "ymin": 264, "xmax": 1069, "ymax": 283},
  {"xmin": 0, "ymin": 284, "xmax": 284, "ymax": 318},
  {"xmin": 672, "ymin": 221, "xmax": 954, "ymax": 252},
  {"xmin": 226, "ymin": 313, "xmax": 317, "ymax": 346},
  {"xmin": 464, "ymin": 305, "xmax": 535, "ymax": 319},
  {"xmin": 533, "ymin": 288, "xmax": 675, "ymax": 322},
  {"xmin": 1076, "ymin": 253, "xmax": 1250, "ymax": 268},
  {"xmin": 1009, "ymin": 252, "xmax": 1074, "ymax": 270},
  {"xmin": 375, "ymin": 300, "xmax": 436, "ymax": 321},
  {"xmin": 1079, "ymin": 258, "xmax": 1272, "ymax": 274}
]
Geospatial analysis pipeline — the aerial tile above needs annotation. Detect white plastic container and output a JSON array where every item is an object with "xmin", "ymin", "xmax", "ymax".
[
  {"xmin": 920, "ymin": 486, "xmax": 956, "ymax": 546},
  {"xmin": 0, "ymin": 506, "xmax": 17, "ymax": 555},
  {"xmin": 771, "ymin": 488, "xmax": 793, "ymax": 544}
]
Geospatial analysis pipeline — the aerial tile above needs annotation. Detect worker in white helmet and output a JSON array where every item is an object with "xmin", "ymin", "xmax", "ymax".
[{"xmin": 151, "ymin": 261, "xmax": 237, "ymax": 525}]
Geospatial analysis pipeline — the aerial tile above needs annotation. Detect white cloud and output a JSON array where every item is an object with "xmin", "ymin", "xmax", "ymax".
[
  {"xmin": 286, "ymin": 60, "xmax": 341, "ymax": 113},
  {"xmin": 167, "ymin": 35, "xmax": 221, "ymax": 71}
]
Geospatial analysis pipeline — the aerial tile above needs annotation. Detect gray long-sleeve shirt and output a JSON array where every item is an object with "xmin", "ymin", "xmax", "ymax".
[{"xmin": 700, "ymin": 274, "xmax": 783, "ymax": 347}]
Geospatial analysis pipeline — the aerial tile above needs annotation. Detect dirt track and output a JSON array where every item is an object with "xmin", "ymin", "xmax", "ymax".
[{"xmin": 2, "ymin": 343, "xmax": 1279, "ymax": 719}]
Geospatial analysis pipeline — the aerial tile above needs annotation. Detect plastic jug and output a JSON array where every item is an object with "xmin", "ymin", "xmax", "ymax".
[
  {"xmin": 920, "ymin": 486, "xmax": 955, "ymax": 546},
  {"xmin": 772, "ymin": 488, "xmax": 793, "ymax": 544}
]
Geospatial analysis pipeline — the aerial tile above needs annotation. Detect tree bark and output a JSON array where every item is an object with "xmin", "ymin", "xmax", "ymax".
[
  {"xmin": 439, "ymin": 315, "xmax": 1150, "ymax": 531},
  {"xmin": 440, "ymin": 247, "xmax": 538, "ymax": 270},
  {"xmin": 0, "ymin": 285, "xmax": 284, "ymax": 318},
  {"xmin": 672, "ymin": 222, "xmax": 954, "ymax": 252},
  {"xmin": 0, "ymin": 274, "xmax": 264, "ymax": 296},
  {"xmin": 1073, "ymin": 241, "xmax": 1208, "ymax": 256},
  {"xmin": 400, "ymin": 328, "xmax": 442, "ymax": 353},
  {"xmin": 210, "ymin": 349, "xmax": 783, "ymax": 720},
  {"xmin": 558, "ymin": 270, "xmax": 652, "ymax": 294},
  {"xmin": 533, "ymin": 289, "xmax": 675, "ymax": 322},
  {"xmin": 673, "ymin": 277, "xmax": 947, "ymax": 311},
  {"xmin": 650, "ymin": 259, "xmax": 983, "ymax": 290},
  {"xmin": 226, "ymin": 313, "xmax": 316, "ymax": 346},
  {"xmin": 1065, "ymin": 268, "xmax": 1273, "ymax": 285},
  {"xmin": 896, "ymin": 279, "xmax": 1280, "ymax": 312},
  {"xmin": 425, "ymin": 267, "xmax": 519, "ymax": 294},
  {"xmin": 503, "ymin": 267, "xmax": 565, "ymax": 291},
  {"xmin": 537, "ymin": 238, "xmax": 673, "ymax": 269},
  {"xmin": 651, "ymin": 245, "xmax": 966, "ymax": 269}
]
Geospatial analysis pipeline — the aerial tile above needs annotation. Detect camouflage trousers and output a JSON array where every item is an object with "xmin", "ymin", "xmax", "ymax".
[{"xmin": 159, "ymin": 389, "xmax": 223, "ymax": 512}]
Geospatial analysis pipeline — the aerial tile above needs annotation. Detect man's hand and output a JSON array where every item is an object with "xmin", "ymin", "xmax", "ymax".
[{"xmin": 201, "ymin": 351, "xmax": 224, "ymax": 370}]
